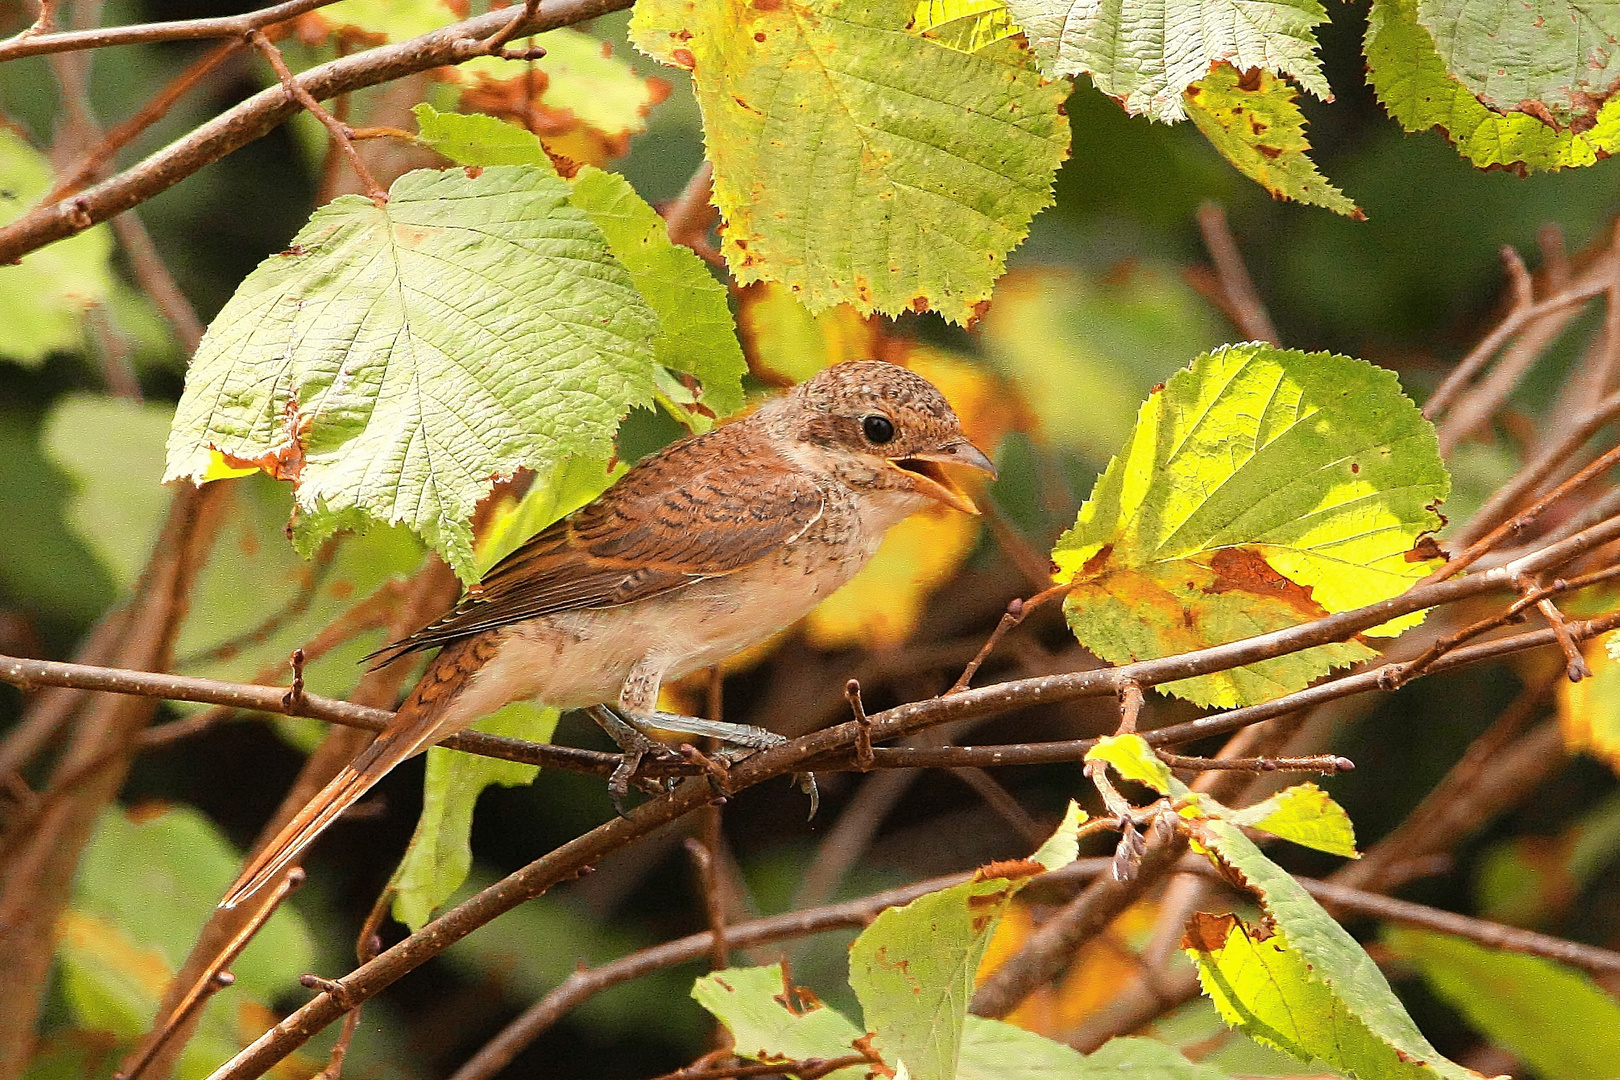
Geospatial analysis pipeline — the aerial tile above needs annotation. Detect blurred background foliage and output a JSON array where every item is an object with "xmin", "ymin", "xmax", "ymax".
[{"xmin": 3, "ymin": 0, "xmax": 1620, "ymax": 1077}]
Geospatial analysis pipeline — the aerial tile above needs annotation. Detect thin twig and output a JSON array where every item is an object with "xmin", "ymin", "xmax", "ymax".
[
  {"xmin": 1156, "ymin": 751, "xmax": 1354, "ymax": 774},
  {"xmin": 662, "ymin": 161, "xmax": 716, "ymax": 250},
  {"xmin": 246, "ymin": 29, "xmax": 386, "ymax": 204},
  {"xmin": 0, "ymin": 0, "xmax": 340, "ymax": 60},
  {"xmin": 0, "ymin": 0, "xmax": 635, "ymax": 263},
  {"xmin": 1196, "ymin": 202, "xmax": 1279, "ymax": 345}
]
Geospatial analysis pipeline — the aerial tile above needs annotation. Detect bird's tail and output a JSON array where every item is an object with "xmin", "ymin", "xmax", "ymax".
[{"xmin": 218, "ymin": 637, "xmax": 485, "ymax": 910}]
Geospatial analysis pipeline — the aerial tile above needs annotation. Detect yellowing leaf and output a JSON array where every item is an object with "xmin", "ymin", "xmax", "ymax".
[
  {"xmin": 307, "ymin": 0, "xmax": 458, "ymax": 42},
  {"xmin": 1366, "ymin": 0, "xmax": 1620, "ymax": 173},
  {"xmin": 1230, "ymin": 781, "xmax": 1359, "ymax": 858},
  {"xmin": 1558, "ymin": 633, "xmax": 1620, "ymax": 774},
  {"xmin": 200, "ymin": 450, "xmax": 260, "ymax": 482},
  {"xmin": 1087, "ymin": 733, "xmax": 1177, "ymax": 796},
  {"xmin": 448, "ymin": 28, "xmax": 669, "ymax": 165},
  {"xmin": 909, "ymin": 0, "xmax": 1023, "ymax": 53},
  {"xmin": 738, "ymin": 282, "xmax": 882, "ymax": 384},
  {"xmin": 630, "ymin": 0, "xmax": 1071, "ymax": 323},
  {"xmin": 1184, "ymin": 64, "xmax": 1361, "ymax": 219},
  {"xmin": 804, "ymin": 348, "xmax": 1016, "ymax": 648},
  {"xmin": 1054, "ymin": 343, "xmax": 1449, "ymax": 708},
  {"xmin": 1031, "ymin": 800, "xmax": 1088, "ymax": 870}
]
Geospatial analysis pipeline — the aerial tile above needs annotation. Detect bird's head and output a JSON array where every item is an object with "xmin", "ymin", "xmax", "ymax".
[{"xmin": 775, "ymin": 360, "xmax": 997, "ymax": 514}]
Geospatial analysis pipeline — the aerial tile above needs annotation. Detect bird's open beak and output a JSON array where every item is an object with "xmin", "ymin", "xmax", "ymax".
[{"xmin": 888, "ymin": 440, "xmax": 998, "ymax": 514}]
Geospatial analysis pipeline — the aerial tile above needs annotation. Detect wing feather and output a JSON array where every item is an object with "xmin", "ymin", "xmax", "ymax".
[{"xmin": 369, "ymin": 430, "xmax": 825, "ymax": 666}]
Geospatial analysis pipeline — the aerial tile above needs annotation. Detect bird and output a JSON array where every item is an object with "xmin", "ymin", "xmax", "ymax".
[{"xmin": 219, "ymin": 360, "xmax": 995, "ymax": 909}]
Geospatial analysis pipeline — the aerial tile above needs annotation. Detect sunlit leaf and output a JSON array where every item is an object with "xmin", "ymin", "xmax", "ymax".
[
  {"xmin": 1003, "ymin": 0, "xmax": 1329, "ymax": 122},
  {"xmin": 692, "ymin": 963, "xmax": 869, "ymax": 1080},
  {"xmin": 1031, "ymin": 800, "xmax": 1088, "ymax": 870},
  {"xmin": 908, "ymin": 0, "xmax": 1023, "ymax": 54},
  {"xmin": 414, "ymin": 107, "xmax": 746, "ymax": 418},
  {"xmin": 978, "ymin": 266, "xmax": 1225, "ymax": 465},
  {"xmin": 1366, "ymin": 0, "xmax": 1620, "ymax": 172},
  {"xmin": 1558, "ymin": 634, "xmax": 1620, "ymax": 774},
  {"xmin": 1415, "ymin": 0, "xmax": 1620, "ymax": 131},
  {"xmin": 1385, "ymin": 926, "xmax": 1620, "ymax": 1080},
  {"xmin": 41, "ymin": 395, "xmax": 171, "ymax": 593},
  {"xmin": 1184, "ymin": 65, "xmax": 1361, "ymax": 219},
  {"xmin": 630, "ymin": 0, "xmax": 1071, "ymax": 323},
  {"xmin": 163, "ymin": 165, "xmax": 658, "ymax": 582},
  {"xmin": 450, "ymin": 28, "xmax": 669, "ymax": 166},
  {"xmin": 0, "ymin": 130, "xmax": 115, "ymax": 367},
  {"xmin": 567, "ymin": 166, "xmax": 747, "ymax": 417},
  {"xmin": 1229, "ymin": 782, "xmax": 1359, "ymax": 859},
  {"xmin": 1186, "ymin": 817, "xmax": 1489, "ymax": 1080},
  {"xmin": 1053, "ymin": 343, "xmax": 1449, "ymax": 707},
  {"xmin": 959, "ymin": 1018, "xmax": 1233, "ymax": 1079},
  {"xmin": 1086, "ymin": 734, "xmax": 1178, "ymax": 796}
]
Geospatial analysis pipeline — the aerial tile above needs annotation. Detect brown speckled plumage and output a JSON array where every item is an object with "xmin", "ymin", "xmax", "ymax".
[{"xmin": 220, "ymin": 361, "xmax": 993, "ymax": 908}]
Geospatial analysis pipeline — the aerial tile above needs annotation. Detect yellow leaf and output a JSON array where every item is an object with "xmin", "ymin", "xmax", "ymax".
[
  {"xmin": 200, "ymin": 449, "xmax": 259, "ymax": 482},
  {"xmin": 1559, "ymin": 633, "xmax": 1620, "ymax": 774}
]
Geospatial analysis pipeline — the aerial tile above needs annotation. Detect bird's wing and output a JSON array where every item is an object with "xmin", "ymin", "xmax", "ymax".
[{"xmin": 369, "ymin": 437, "xmax": 826, "ymax": 665}]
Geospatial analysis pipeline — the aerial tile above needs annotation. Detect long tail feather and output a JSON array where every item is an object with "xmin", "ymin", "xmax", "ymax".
[{"xmin": 218, "ymin": 719, "xmax": 441, "ymax": 909}]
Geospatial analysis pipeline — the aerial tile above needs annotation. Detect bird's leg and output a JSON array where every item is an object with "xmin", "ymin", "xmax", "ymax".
[{"xmin": 585, "ymin": 704, "xmax": 680, "ymax": 815}]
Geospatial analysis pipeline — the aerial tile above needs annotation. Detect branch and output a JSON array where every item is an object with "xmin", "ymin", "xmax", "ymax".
[
  {"xmin": 0, "ymin": 0, "xmax": 338, "ymax": 60},
  {"xmin": 0, "ymin": 0, "xmax": 636, "ymax": 264},
  {"xmin": 1196, "ymin": 201, "xmax": 1280, "ymax": 346}
]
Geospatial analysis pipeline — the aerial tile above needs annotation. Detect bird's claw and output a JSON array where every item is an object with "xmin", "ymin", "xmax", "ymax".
[{"xmin": 605, "ymin": 730, "xmax": 680, "ymax": 817}]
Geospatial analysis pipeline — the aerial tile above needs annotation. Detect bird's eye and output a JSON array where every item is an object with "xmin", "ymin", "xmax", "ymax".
[{"xmin": 862, "ymin": 414, "xmax": 896, "ymax": 444}]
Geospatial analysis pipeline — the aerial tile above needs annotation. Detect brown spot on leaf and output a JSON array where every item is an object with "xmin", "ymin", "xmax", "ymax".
[
  {"xmin": 974, "ymin": 858, "xmax": 1044, "ymax": 883},
  {"xmin": 1079, "ymin": 543, "xmax": 1115, "ymax": 579},
  {"xmin": 1256, "ymin": 144, "xmax": 1283, "ymax": 160},
  {"xmin": 277, "ymin": 244, "xmax": 307, "ymax": 257},
  {"xmin": 1404, "ymin": 535, "xmax": 1446, "ymax": 563},
  {"xmin": 1182, "ymin": 911, "xmax": 1238, "ymax": 953},
  {"xmin": 754, "ymin": 31, "xmax": 766, "ymax": 41},
  {"xmin": 671, "ymin": 47, "xmax": 696, "ymax": 69},
  {"xmin": 1206, "ymin": 547, "xmax": 1321, "ymax": 616},
  {"xmin": 463, "ymin": 165, "xmax": 484, "ymax": 180},
  {"xmin": 1237, "ymin": 67, "xmax": 1263, "ymax": 92}
]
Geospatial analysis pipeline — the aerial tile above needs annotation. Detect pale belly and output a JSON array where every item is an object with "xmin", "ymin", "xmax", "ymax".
[{"xmin": 434, "ymin": 521, "xmax": 892, "ymax": 729}]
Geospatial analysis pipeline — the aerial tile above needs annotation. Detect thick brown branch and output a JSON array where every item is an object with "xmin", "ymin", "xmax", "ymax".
[{"xmin": 0, "ymin": 0, "xmax": 636, "ymax": 263}]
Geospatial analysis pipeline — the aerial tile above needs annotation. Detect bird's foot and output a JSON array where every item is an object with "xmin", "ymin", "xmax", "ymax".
[{"xmin": 586, "ymin": 705, "xmax": 681, "ymax": 816}]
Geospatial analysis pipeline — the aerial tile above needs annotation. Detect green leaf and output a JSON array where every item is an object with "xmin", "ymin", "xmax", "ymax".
[
  {"xmin": 960, "ymin": 1020, "xmax": 1235, "ymax": 1079},
  {"xmin": 1184, "ymin": 65, "xmax": 1361, "ymax": 219},
  {"xmin": 1186, "ymin": 817, "xmax": 1487, "ymax": 1080},
  {"xmin": 1031, "ymin": 800, "xmax": 1089, "ymax": 870},
  {"xmin": 413, "ymin": 106, "xmax": 747, "ymax": 417},
  {"xmin": 1386, "ymin": 927, "xmax": 1620, "ymax": 1080},
  {"xmin": 163, "ymin": 165, "xmax": 659, "ymax": 582},
  {"xmin": 629, "ymin": 0, "xmax": 1071, "ymax": 324},
  {"xmin": 392, "ymin": 702, "xmax": 559, "ymax": 930},
  {"xmin": 1087, "ymin": 734, "xmax": 1178, "ymax": 796},
  {"xmin": 1229, "ymin": 782, "xmax": 1359, "ymax": 859},
  {"xmin": 692, "ymin": 963, "xmax": 869, "ymax": 1080},
  {"xmin": 568, "ymin": 166, "xmax": 748, "ymax": 417},
  {"xmin": 908, "ymin": 0, "xmax": 1023, "ymax": 54},
  {"xmin": 41, "ymin": 395, "xmax": 172, "ymax": 592},
  {"xmin": 1002, "ymin": 0, "xmax": 1329, "ymax": 122},
  {"xmin": 849, "ymin": 864, "xmax": 1042, "ymax": 1080},
  {"xmin": 414, "ymin": 103, "xmax": 550, "ymax": 166},
  {"xmin": 1415, "ymin": 0, "xmax": 1620, "ymax": 131},
  {"xmin": 1366, "ymin": 0, "xmax": 1620, "ymax": 172},
  {"xmin": 1052, "ymin": 343, "xmax": 1449, "ymax": 708},
  {"xmin": 0, "ymin": 130, "xmax": 116, "ymax": 367}
]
